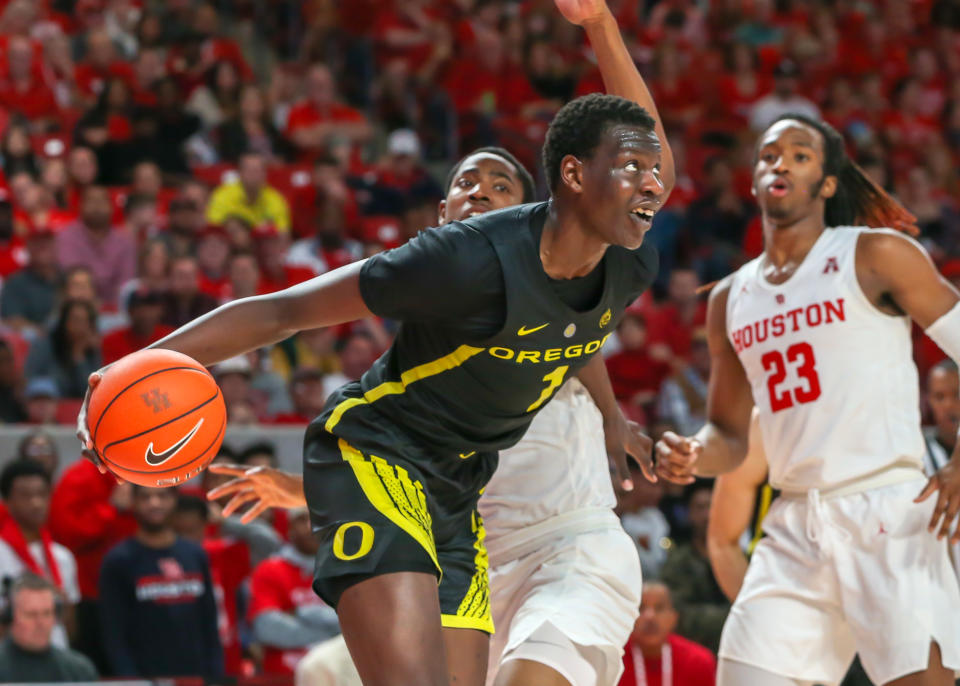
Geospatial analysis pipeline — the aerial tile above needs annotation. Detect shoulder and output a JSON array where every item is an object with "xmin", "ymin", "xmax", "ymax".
[
  {"xmin": 51, "ymin": 542, "xmax": 77, "ymax": 566},
  {"xmin": 855, "ymin": 227, "xmax": 927, "ymax": 265},
  {"xmin": 252, "ymin": 555, "xmax": 289, "ymax": 578},
  {"xmin": 102, "ymin": 538, "xmax": 135, "ymax": 565},
  {"xmin": 174, "ymin": 537, "xmax": 208, "ymax": 560},
  {"xmin": 56, "ymin": 646, "xmax": 98, "ymax": 678}
]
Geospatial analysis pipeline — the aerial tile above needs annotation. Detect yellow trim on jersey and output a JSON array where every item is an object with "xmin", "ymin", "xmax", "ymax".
[
  {"xmin": 747, "ymin": 484, "xmax": 774, "ymax": 555},
  {"xmin": 446, "ymin": 510, "xmax": 494, "ymax": 634},
  {"xmin": 337, "ymin": 439, "xmax": 441, "ymax": 575},
  {"xmin": 325, "ymin": 345, "xmax": 486, "ymax": 432}
]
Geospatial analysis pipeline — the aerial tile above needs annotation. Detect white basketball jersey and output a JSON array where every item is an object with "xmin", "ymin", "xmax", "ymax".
[
  {"xmin": 479, "ymin": 378, "xmax": 616, "ymax": 542},
  {"xmin": 726, "ymin": 227, "xmax": 925, "ymax": 490}
]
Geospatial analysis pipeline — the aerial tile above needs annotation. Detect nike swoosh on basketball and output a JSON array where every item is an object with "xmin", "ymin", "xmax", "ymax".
[
  {"xmin": 517, "ymin": 323, "xmax": 549, "ymax": 336},
  {"xmin": 145, "ymin": 418, "xmax": 204, "ymax": 466}
]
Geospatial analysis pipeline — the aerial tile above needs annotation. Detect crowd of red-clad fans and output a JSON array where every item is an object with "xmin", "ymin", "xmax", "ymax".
[{"xmin": 0, "ymin": 0, "xmax": 957, "ymax": 682}]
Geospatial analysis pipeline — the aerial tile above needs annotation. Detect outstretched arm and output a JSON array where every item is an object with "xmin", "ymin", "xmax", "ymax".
[
  {"xmin": 707, "ymin": 409, "xmax": 767, "ymax": 602},
  {"xmin": 558, "ymin": 0, "xmax": 676, "ymax": 196},
  {"xmin": 207, "ymin": 464, "xmax": 306, "ymax": 523}
]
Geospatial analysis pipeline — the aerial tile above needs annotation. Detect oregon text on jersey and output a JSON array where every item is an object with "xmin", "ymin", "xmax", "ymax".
[{"xmin": 487, "ymin": 333, "xmax": 613, "ymax": 364}]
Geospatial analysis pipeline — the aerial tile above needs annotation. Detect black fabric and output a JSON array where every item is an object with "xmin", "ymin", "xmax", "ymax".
[{"xmin": 0, "ymin": 637, "xmax": 98, "ymax": 683}]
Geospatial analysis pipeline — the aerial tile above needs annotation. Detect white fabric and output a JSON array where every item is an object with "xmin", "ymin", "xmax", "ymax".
[
  {"xmin": 924, "ymin": 300, "xmax": 960, "ymax": 369},
  {"xmin": 921, "ymin": 428, "xmax": 960, "ymax": 580},
  {"xmin": 718, "ymin": 477, "xmax": 960, "ymax": 685},
  {"xmin": 0, "ymin": 538, "xmax": 80, "ymax": 649},
  {"xmin": 717, "ymin": 658, "xmax": 815, "ymax": 686},
  {"xmin": 726, "ymin": 227, "xmax": 925, "ymax": 491},
  {"xmin": 496, "ymin": 621, "xmax": 601, "ymax": 686},
  {"xmin": 486, "ymin": 525, "xmax": 641, "ymax": 686},
  {"xmin": 632, "ymin": 642, "xmax": 672, "ymax": 686},
  {"xmin": 294, "ymin": 634, "xmax": 362, "ymax": 686},
  {"xmin": 480, "ymin": 379, "xmax": 616, "ymax": 544}
]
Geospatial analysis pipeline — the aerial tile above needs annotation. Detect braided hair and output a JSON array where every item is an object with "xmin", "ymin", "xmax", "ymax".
[{"xmin": 765, "ymin": 113, "xmax": 918, "ymax": 235}]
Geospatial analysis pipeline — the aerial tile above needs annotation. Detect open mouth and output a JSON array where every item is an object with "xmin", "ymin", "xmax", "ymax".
[
  {"xmin": 768, "ymin": 178, "xmax": 790, "ymax": 197},
  {"xmin": 629, "ymin": 207, "xmax": 656, "ymax": 229}
]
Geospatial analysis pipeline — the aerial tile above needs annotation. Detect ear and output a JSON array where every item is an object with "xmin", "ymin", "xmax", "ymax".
[
  {"xmin": 820, "ymin": 175, "xmax": 838, "ymax": 200},
  {"xmin": 559, "ymin": 155, "xmax": 584, "ymax": 194},
  {"xmin": 437, "ymin": 199, "xmax": 447, "ymax": 224}
]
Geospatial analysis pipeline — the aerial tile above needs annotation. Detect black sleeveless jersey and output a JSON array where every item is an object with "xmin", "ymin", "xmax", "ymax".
[{"xmin": 313, "ymin": 202, "xmax": 657, "ymax": 474}]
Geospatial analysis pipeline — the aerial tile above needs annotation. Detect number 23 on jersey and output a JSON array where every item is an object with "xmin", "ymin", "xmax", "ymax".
[{"xmin": 762, "ymin": 342, "xmax": 822, "ymax": 412}]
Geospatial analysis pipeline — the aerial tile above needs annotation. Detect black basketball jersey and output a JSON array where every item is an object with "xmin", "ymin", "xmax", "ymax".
[{"xmin": 314, "ymin": 202, "xmax": 657, "ymax": 469}]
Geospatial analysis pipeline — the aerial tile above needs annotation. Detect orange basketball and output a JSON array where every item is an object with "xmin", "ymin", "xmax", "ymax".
[{"xmin": 87, "ymin": 349, "xmax": 227, "ymax": 487}]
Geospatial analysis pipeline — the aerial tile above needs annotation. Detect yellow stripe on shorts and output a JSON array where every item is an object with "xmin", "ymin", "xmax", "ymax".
[
  {"xmin": 441, "ymin": 510, "xmax": 494, "ymax": 634},
  {"xmin": 337, "ymin": 439, "xmax": 441, "ymax": 576}
]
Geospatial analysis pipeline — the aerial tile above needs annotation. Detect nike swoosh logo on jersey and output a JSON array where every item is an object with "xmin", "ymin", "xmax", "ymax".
[
  {"xmin": 144, "ymin": 418, "xmax": 204, "ymax": 466},
  {"xmin": 517, "ymin": 323, "xmax": 549, "ymax": 336}
]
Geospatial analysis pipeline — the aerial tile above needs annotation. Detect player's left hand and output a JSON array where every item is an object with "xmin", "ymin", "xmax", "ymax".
[
  {"xmin": 915, "ymin": 457, "xmax": 960, "ymax": 544},
  {"xmin": 206, "ymin": 464, "xmax": 306, "ymax": 524},
  {"xmin": 554, "ymin": 0, "xmax": 611, "ymax": 26},
  {"xmin": 604, "ymin": 414, "xmax": 655, "ymax": 491}
]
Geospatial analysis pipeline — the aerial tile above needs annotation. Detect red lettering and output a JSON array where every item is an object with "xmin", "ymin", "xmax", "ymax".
[
  {"xmin": 754, "ymin": 318, "xmax": 769, "ymax": 343},
  {"xmin": 742, "ymin": 324, "xmax": 753, "ymax": 348},
  {"xmin": 732, "ymin": 329, "xmax": 742, "ymax": 352},
  {"xmin": 824, "ymin": 298, "xmax": 845, "ymax": 323},
  {"xmin": 805, "ymin": 303, "xmax": 822, "ymax": 327},
  {"xmin": 771, "ymin": 314, "xmax": 785, "ymax": 337},
  {"xmin": 786, "ymin": 308, "xmax": 803, "ymax": 331}
]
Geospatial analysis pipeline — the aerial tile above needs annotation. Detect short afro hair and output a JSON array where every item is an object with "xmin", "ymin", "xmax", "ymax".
[
  {"xmin": 0, "ymin": 459, "xmax": 50, "ymax": 499},
  {"xmin": 444, "ymin": 147, "xmax": 536, "ymax": 203},
  {"xmin": 542, "ymin": 93, "xmax": 657, "ymax": 192}
]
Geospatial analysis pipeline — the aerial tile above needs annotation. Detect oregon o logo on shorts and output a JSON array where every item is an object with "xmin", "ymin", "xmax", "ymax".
[{"xmin": 333, "ymin": 521, "xmax": 375, "ymax": 561}]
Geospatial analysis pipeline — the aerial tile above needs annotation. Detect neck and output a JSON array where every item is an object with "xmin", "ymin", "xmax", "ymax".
[
  {"xmin": 761, "ymin": 211, "xmax": 825, "ymax": 269},
  {"xmin": 541, "ymin": 198, "xmax": 607, "ymax": 279},
  {"xmin": 18, "ymin": 524, "xmax": 41, "ymax": 542},
  {"xmin": 637, "ymin": 640, "xmax": 667, "ymax": 658},
  {"xmin": 137, "ymin": 528, "xmax": 176, "ymax": 548}
]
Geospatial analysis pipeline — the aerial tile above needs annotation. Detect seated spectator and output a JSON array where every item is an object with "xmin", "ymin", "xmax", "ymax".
[
  {"xmin": 119, "ymin": 238, "xmax": 170, "ymax": 312},
  {"xmin": 1, "ymin": 227, "xmax": 59, "ymax": 339},
  {"xmin": 605, "ymin": 309, "xmax": 673, "ymax": 416},
  {"xmin": 225, "ymin": 251, "xmax": 261, "ymax": 301},
  {"xmin": 270, "ymin": 327, "xmax": 342, "ymax": 381},
  {"xmin": 254, "ymin": 227, "xmax": 315, "ymax": 294},
  {"xmin": 361, "ymin": 129, "xmax": 444, "ymax": 216},
  {"xmin": 215, "ymin": 83, "xmax": 291, "ymax": 163},
  {"xmin": 25, "ymin": 300, "xmax": 102, "ymax": 399},
  {"xmin": 173, "ymin": 495, "xmax": 250, "ymax": 676},
  {"xmin": 0, "ymin": 460, "xmax": 79, "ymax": 649},
  {"xmin": 249, "ymin": 508, "xmax": 339, "ymax": 676},
  {"xmin": 0, "ymin": 36, "xmax": 59, "ymax": 129},
  {"xmin": 206, "ymin": 152, "xmax": 292, "ymax": 233},
  {"xmin": 749, "ymin": 60, "xmax": 820, "ymax": 131},
  {"xmin": 322, "ymin": 331, "xmax": 379, "ymax": 399},
  {"xmin": 288, "ymin": 155, "xmax": 361, "ymax": 246},
  {"xmin": 76, "ymin": 77, "xmax": 139, "ymax": 185},
  {"xmin": 618, "ymin": 581, "xmax": 716, "ymax": 686},
  {"xmin": 214, "ymin": 354, "xmax": 266, "ymax": 422},
  {"xmin": 617, "ymin": 466, "xmax": 670, "ymax": 579},
  {"xmin": 271, "ymin": 368, "xmax": 327, "ymax": 424},
  {"xmin": 61, "ymin": 266, "xmax": 99, "ymax": 307},
  {"xmin": 648, "ymin": 268, "xmax": 707, "ymax": 360},
  {"xmin": 0, "ymin": 193, "xmax": 26, "ymax": 280},
  {"xmin": 99, "ymin": 486, "xmax": 224, "ymax": 678},
  {"xmin": 285, "ymin": 63, "xmax": 372, "ymax": 164},
  {"xmin": 186, "ymin": 60, "xmax": 242, "ymax": 130},
  {"xmin": 658, "ymin": 329, "xmax": 710, "ymax": 436},
  {"xmin": 56, "ymin": 185, "xmax": 137, "ymax": 308},
  {"xmin": 0, "ymin": 339, "xmax": 26, "ymax": 423},
  {"xmin": 74, "ymin": 29, "xmax": 136, "ymax": 105},
  {"xmin": 163, "ymin": 194, "xmax": 207, "ymax": 258},
  {"xmin": 166, "ymin": 3, "xmax": 252, "ymax": 94},
  {"xmin": 661, "ymin": 483, "xmax": 729, "ymax": 654},
  {"xmin": 238, "ymin": 442, "xmax": 279, "ymax": 471},
  {"xmin": 0, "ymin": 574, "xmax": 98, "ymax": 683},
  {"xmin": 196, "ymin": 225, "xmax": 232, "ymax": 298},
  {"xmin": 15, "ymin": 431, "xmax": 58, "ymax": 476},
  {"xmin": 22, "ymin": 378, "xmax": 58, "ymax": 425},
  {"xmin": 64, "ymin": 147, "xmax": 99, "ymax": 210},
  {"xmin": 132, "ymin": 77, "xmax": 202, "ymax": 176},
  {"xmin": 101, "ymin": 289, "xmax": 174, "ymax": 364},
  {"xmin": 0, "ymin": 118, "xmax": 39, "ymax": 177},
  {"xmin": 160, "ymin": 255, "xmax": 219, "ymax": 328}
]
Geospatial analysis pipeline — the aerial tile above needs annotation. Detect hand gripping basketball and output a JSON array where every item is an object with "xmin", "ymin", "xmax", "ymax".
[{"xmin": 77, "ymin": 369, "xmax": 109, "ymax": 475}]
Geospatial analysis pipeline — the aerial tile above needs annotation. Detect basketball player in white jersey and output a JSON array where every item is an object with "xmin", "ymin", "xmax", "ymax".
[
  {"xmin": 656, "ymin": 113, "xmax": 960, "ymax": 686},
  {"xmin": 207, "ymin": 3, "xmax": 677, "ymax": 686}
]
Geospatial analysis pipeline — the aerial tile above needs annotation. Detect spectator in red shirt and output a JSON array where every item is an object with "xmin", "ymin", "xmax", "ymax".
[
  {"xmin": 65, "ymin": 147, "xmax": 99, "ymax": 207},
  {"xmin": 285, "ymin": 63, "xmax": 372, "ymax": 163},
  {"xmin": 131, "ymin": 47, "xmax": 165, "ymax": 107},
  {"xmin": 100, "ymin": 289, "xmax": 173, "ymax": 364},
  {"xmin": 269, "ymin": 367, "xmax": 326, "ymax": 425},
  {"xmin": 647, "ymin": 268, "xmax": 707, "ymax": 360},
  {"xmin": 48, "ymin": 464, "xmax": 137, "ymax": 674},
  {"xmin": 606, "ymin": 309, "xmax": 674, "ymax": 412},
  {"xmin": 618, "ymin": 582, "xmax": 716, "ymax": 686},
  {"xmin": 253, "ymin": 228, "xmax": 315, "ymax": 295},
  {"xmin": 0, "ymin": 36, "xmax": 59, "ymax": 130},
  {"xmin": 196, "ymin": 225, "xmax": 232, "ymax": 299},
  {"xmin": 248, "ymin": 508, "xmax": 339, "ymax": 676},
  {"xmin": 74, "ymin": 29, "xmax": 136, "ymax": 104},
  {"xmin": 289, "ymin": 155, "xmax": 360, "ymax": 242},
  {"xmin": 0, "ymin": 194, "xmax": 25, "ymax": 279}
]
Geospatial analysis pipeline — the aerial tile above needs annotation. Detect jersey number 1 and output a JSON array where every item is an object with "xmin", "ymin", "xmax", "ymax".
[
  {"xmin": 527, "ymin": 365, "xmax": 570, "ymax": 412},
  {"xmin": 761, "ymin": 342, "xmax": 821, "ymax": 412}
]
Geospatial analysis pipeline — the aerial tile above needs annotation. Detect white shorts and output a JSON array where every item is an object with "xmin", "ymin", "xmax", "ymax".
[
  {"xmin": 486, "ymin": 524, "xmax": 641, "ymax": 686},
  {"xmin": 719, "ymin": 477, "xmax": 960, "ymax": 685}
]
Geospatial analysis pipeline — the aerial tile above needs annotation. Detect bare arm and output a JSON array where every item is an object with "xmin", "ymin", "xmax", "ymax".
[
  {"xmin": 655, "ymin": 279, "xmax": 754, "ymax": 480},
  {"xmin": 571, "ymin": 0, "xmax": 676, "ymax": 196},
  {"xmin": 707, "ymin": 408, "xmax": 767, "ymax": 602}
]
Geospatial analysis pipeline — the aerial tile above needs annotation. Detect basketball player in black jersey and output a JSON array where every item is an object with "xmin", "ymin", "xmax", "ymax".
[{"xmin": 76, "ymin": 2, "xmax": 677, "ymax": 684}]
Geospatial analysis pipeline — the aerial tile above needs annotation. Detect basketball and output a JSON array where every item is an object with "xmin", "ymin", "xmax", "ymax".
[{"xmin": 87, "ymin": 349, "xmax": 227, "ymax": 487}]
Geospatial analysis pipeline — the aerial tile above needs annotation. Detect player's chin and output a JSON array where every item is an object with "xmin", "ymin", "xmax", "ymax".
[{"xmin": 618, "ymin": 214, "xmax": 651, "ymax": 249}]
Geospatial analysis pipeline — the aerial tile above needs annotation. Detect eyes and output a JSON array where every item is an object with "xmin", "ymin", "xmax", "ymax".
[
  {"xmin": 455, "ymin": 176, "xmax": 512, "ymax": 194},
  {"xmin": 623, "ymin": 161, "xmax": 661, "ymax": 175},
  {"xmin": 760, "ymin": 150, "xmax": 812, "ymax": 164}
]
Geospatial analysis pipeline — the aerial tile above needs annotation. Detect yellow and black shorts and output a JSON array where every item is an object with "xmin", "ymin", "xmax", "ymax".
[{"xmin": 303, "ymin": 428, "xmax": 494, "ymax": 634}]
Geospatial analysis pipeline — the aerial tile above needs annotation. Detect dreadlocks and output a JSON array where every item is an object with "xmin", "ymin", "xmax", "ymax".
[{"xmin": 765, "ymin": 113, "xmax": 919, "ymax": 236}]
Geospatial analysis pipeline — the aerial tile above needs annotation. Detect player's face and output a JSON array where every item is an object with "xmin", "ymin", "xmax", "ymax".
[
  {"xmin": 753, "ymin": 120, "xmax": 837, "ymax": 226},
  {"xmin": 438, "ymin": 153, "xmax": 526, "ymax": 224},
  {"xmin": 927, "ymin": 368, "xmax": 960, "ymax": 439},
  {"xmin": 575, "ymin": 124, "xmax": 664, "ymax": 250}
]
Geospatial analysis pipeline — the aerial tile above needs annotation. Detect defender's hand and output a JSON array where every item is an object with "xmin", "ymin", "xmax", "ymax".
[
  {"xmin": 76, "ymin": 371, "xmax": 109, "ymax": 475},
  {"xmin": 206, "ymin": 464, "xmax": 306, "ymax": 524},
  {"xmin": 554, "ymin": 0, "xmax": 611, "ymax": 26},
  {"xmin": 605, "ymin": 413, "xmax": 655, "ymax": 491},
  {"xmin": 915, "ymin": 456, "xmax": 960, "ymax": 545},
  {"xmin": 654, "ymin": 431, "xmax": 702, "ymax": 485}
]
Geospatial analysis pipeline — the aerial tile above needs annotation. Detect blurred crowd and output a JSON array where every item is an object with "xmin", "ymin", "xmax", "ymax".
[{"xmin": 0, "ymin": 0, "xmax": 958, "ymax": 682}]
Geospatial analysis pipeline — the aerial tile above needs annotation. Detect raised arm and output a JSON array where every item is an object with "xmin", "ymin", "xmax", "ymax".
[
  {"xmin": 707, "ymin": 408, "xmax": 767, "ymax": 602},
  {"xmin": 559, "ymin": 0, "xmax": 676, "ymax": 196},
  {"xmin": 655, "ymin": 279, "xmax": 755, "ymax": 480}
]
